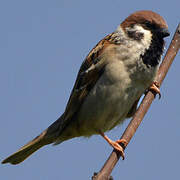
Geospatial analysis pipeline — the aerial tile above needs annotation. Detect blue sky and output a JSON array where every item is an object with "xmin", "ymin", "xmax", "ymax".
[{"xmin": 1, "ymin": 0, "xmax": 180, "ymax": 179}]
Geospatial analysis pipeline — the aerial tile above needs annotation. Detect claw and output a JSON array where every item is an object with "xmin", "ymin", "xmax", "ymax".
[
  {"xmin": 149, "ymin": 81, "xmax": 161, "ymax": 99},
  {"xmin": 99, "ymin": 131, "xmax": 127, "ymax": 160}
]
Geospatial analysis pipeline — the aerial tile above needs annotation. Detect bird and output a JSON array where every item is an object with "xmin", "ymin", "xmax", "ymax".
[{"xmin": 2, "ymin": 10, "xmax": 170, "ymax": 165}]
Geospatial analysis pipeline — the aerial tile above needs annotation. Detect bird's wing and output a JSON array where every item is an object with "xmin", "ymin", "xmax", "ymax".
[
  {"xmin": 64, "ymin": 33, "xmax": 116, "ymax": 121},
  {"xmin": 45, "ymin": 32, "xmax": 124, "ymax": 140}
]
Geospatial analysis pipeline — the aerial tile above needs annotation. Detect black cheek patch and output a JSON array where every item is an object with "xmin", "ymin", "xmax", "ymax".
[{"xmin": 127, "ymin": 31, "xmax": 144, "ymax": 40}]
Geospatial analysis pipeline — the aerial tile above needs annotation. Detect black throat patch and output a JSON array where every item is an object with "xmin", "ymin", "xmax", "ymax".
[{"xmin": 141, "ymin": 35, "xmax": 165, "ymax": 68}]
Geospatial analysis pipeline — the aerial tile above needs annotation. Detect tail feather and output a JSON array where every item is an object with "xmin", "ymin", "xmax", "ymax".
[
  {"xmin": 2, "ymin": 130, "xmax": 52, "ymax": 165},
  {"xmin": 2, "ymin": 114, "xmax": 66, "ymax": 165}
]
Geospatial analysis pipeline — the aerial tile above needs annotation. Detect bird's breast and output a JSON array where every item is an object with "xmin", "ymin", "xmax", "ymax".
[
  {"xmin": 61, "ymin": 43, "xmax": 158, "ymax": 139},
  {"xmin": 75, "ymin": 59, "xmax": 154, "ymax": 137}
]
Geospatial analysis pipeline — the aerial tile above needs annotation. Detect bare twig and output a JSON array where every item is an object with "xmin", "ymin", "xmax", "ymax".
[{"xmin": 93, "ymin": 23, "xmax": 180, "ymax": 180}]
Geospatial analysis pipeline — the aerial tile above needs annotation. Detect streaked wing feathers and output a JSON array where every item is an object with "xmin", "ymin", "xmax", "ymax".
[{"xmin": 63, "ymin": 33, "xmax": 115, "ymax": 121}]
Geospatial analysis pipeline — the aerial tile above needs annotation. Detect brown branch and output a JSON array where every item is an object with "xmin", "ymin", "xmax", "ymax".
[{"xmin": 92, "ymin": 23, "xmax": 180, "ymax": 180}]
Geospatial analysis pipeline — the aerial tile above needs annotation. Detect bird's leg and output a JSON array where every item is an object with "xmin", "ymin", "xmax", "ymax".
[
  {"xmin": 99, "ymin": 131, "xmax": 127, "ymax": 160},
  {"xmin": 149, "ymin": 81, "xmax": 161, "ymax": 99}
]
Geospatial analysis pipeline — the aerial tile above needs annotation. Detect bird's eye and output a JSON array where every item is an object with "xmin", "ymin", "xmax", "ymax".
[
  {"xmin": 144, "ymin": 21, "xmax": 157, "ymax": 30},
  {"xmin": 130, "ymin": 24, "xmax": 135, "ymax": 28},
  {"xmin": 145, "ymin": 21, "xmax": 151, "ymax": 27}
]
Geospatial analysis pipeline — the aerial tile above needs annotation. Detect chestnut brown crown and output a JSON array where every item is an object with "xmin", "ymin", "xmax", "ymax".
[{"xmin": 121, "ymin": 10, "xmax": 168, "ymax": 31}]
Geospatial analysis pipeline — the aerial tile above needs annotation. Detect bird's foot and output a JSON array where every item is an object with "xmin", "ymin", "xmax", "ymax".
[
  {"xmin": 100, "ymin": 131, "xmax": 127, "ymax": 160},
  {"xmin": 109, "ymin": 139, "xmax": 127, "ymax": 160},
  {"xmin": 149, "ymin": 81, "xmax": 161, "ymax": 99}
]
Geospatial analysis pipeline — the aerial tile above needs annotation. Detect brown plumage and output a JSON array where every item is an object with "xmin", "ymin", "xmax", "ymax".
[
  {"xmin": 121, "ymin": 10, "xmax": 168, "ymax": 30},
  {"xmin": 2, "ymin": 10, "xmax": 169, "ymax": 165}
]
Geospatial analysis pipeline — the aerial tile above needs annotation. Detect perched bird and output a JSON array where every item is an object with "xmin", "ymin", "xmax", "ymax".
[{"xmin": 2, "ymin": 10, "xmax": 170, "ymax": 165}]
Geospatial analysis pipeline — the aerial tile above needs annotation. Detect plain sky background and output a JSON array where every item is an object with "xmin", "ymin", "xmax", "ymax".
[{"xmin": 1, "ymin": 0, "xmax": 180, "ymax": 179}]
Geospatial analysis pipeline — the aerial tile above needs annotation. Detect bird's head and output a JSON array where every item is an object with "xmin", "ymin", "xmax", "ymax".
[{"xmin": 119, "ymin": 10, "xmax": 170, "ymax": 42}]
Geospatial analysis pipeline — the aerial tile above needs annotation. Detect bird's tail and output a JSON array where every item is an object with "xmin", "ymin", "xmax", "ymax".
[
  {"xmin": 1, "ymin": 129, "xmax": 54, "ymax": 165},
  {"xmin": 1, "ymin": 114, "xmax": 66, "ymax": 165}
]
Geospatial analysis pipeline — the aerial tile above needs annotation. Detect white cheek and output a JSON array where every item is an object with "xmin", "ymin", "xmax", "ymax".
[{"xmin": 133, "ymin": 25, "xmax": 152, "ymax": 50}]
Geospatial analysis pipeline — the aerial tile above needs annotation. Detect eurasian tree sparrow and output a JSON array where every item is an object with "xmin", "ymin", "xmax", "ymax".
[{"xmin": 2, "ymin": 10, "xmax": 170, "ymax": 164}]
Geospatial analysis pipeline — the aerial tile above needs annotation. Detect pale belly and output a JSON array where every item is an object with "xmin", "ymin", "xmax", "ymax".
[
  {"xmin": 60, "ymin": 72, "xmax": 148, "ymax": 140},
  {"xmin": 75, "ymin": 75, "xmax": 145, "ymax": 136},
  {"xmin": 58, "ymin": 60, "xmax": 156, "ymax": 141}
]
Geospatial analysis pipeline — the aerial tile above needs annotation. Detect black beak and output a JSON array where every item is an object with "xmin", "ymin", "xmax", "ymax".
[{"xmin": 157, "ymin": 28, "xmax": 170, "ymax": 38}]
